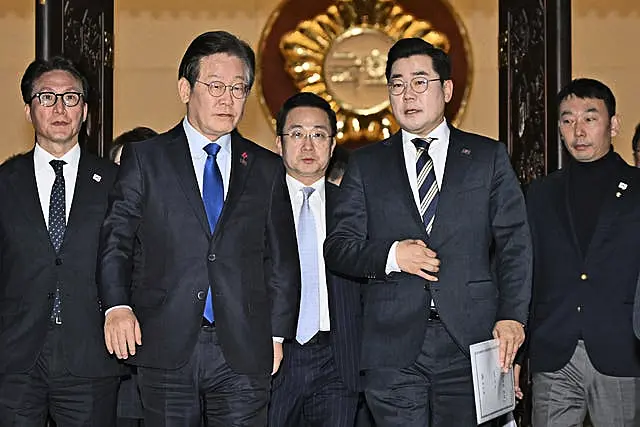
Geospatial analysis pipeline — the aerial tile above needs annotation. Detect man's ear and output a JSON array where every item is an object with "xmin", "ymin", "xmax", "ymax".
[
  {"xmin": 275, "ymin": 136, "xmax": 283, "ymax": 156},
  {"xmin": 443, "ymin": 79, "xmax": 454, "ymax": 103},
  {"xmin": 610, "ymin": 115, "xmax": 620, "ymax": 138},
  {"xmin": 178, "ymin": 77, "xmax": 192, "ymax": 105},
  {"xmin": 24, "ymin": 103, "xmax": 33, "ymax": 124}
]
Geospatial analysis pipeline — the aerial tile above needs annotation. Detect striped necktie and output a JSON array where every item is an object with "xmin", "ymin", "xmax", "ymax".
[{"xmin": 412, "ymin": 137, "xmax": 439, "ymax": 234}]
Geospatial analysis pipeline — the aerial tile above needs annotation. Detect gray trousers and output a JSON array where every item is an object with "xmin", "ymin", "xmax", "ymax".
[{"xmin": 532, "ymin": 340, "xmax": 640, "ymax": 427}]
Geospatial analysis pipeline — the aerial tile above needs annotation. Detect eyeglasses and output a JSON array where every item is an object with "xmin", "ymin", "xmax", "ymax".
[
  {"xmin": 195, "ymin": 80, "xmax": 249, "ymax": 99},
  {"xmin": 280, "ymin": 130, "xmax": 334, "ymax": 144},
  {"xmin": 387, "ymin": 77, "xmax": 442, "ymax": 96},
  {"xmin": 30, "ymin": 91, "xmax": 83, "ymax": 107}
]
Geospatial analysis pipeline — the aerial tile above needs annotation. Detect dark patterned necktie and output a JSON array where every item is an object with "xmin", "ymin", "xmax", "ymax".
[
  {"xmin": 202, "ymin": 143, "xmax": 224, "ymax": 323},
  {"xmin": 49, "ymin": 159, "xmax": 66, "ymax": 324},
  {"xmin": 412, "ymin": 138, "xmax": 439, "ymax": 234}
]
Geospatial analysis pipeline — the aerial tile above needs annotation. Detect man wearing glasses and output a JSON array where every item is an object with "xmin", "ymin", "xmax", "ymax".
[
  {"xmin": 99, "ymin": 31, "xmax": 300, "ymax": 426},
  {"xmin": 0, "ymin": 56, "xmax": 122, "ymax": 424},
  {"xmin": 268, "ymin": 92, "xmax": 362, "ymax": 427},
  {"xmin": 324, "ymin": 38, "xmax": 532, "ymax": 426}
]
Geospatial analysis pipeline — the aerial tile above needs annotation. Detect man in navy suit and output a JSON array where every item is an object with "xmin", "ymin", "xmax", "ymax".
[
  {"xmin": 268, "ymin": 93, "xmax": 361, "ymax": 427},
  {"xmin": 0, "ymin": 56, "xmax": 122, "ymax": 425},
  {"xmin": 521, "ymin": 78, "xmax": 640, "ymax": 426},
  {"xmin": 98, "ymin": 31, "xmax": 300, "ymax": 427},
  {"xmin": 324, "ymin": 38, "xmax": 532, "ymax": 426}
]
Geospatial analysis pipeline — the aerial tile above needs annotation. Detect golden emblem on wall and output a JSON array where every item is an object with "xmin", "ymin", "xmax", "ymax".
[
  {"xmin": 257, "ymin": 0, "xmax": 472, "ymax": 147},
  {"xmin": 279, "ymin": 0, "xmax": 451, "ymax": 143}
]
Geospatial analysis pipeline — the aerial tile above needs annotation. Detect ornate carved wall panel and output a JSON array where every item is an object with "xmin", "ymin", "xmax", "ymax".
[
  {"xmin": 499, "ymin": 0, "xmax": 571, "ymax": 185},
  {"xmin": 36, "ymin": 0, "xmax": 114, "ymax": 157}
]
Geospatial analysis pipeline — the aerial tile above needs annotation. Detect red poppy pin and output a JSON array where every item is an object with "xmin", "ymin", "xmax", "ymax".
[{"xmin": 240, "ymin": 151, "xmax": 248, "ymax": 166}]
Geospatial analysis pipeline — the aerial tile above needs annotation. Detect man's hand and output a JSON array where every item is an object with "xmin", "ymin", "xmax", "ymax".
[
  {"xmin": 272, "ymin": 341, "xmax": 283, "ymax": 375},
  {"xmin": 514, "ymin": 363, "xmax": 524, "ymax": 400},
  {"xmin": 493, "ymin": 320, "xmax": 525, "ymax": 373},
  {"xmin": 396, "ymin": 239, "xmax": 440, "ymax": 281},
  {"xmin": 104, "ymin": 307, "xmax": 142, "ymax": 359}
]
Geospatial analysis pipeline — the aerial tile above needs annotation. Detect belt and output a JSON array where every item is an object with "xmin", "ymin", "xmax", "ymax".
[
  {"xmin": 428, "ymin": 308, "xmax": 441, "ymax": 321},
  {"xmin": 303, "ymin": 331, "xmax": 331, "ymax": 346}
]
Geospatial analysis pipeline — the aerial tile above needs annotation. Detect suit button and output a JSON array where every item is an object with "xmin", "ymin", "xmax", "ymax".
[
  {"xmin": 196, "ymin": 290, "xmax": 206, "ymax": 301},
  {"xmin": 580, "ymin": 273, "xmax": 587, "ymax": 280},
  {"xmin": 208, "ymin": 254, "xmax": 216, "ymax": 262},
  {"xmin": 577, "ymin": 305, "xmax": 582, "ymax": 312},
  {"xmin": 55, "ymin": 258, "xmax": 63, "ymax": 266},
  {"xmin": 424, "ymin": 284, "xmax": 428, "ymax": 291}
]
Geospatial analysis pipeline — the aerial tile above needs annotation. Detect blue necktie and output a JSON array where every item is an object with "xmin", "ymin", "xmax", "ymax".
[
  {"xmin": 413, "ymin": 137, "xmax": 439, "ymax": 234},
  {"xmin": 202, "ymin": 143, "xmax": 224, "ymax": 323},
  {"xmin": 49, "ymin": 159, "xmax": 66, "ymax": 324},
  {"xmin": 296, "ymin": 187, "xmax": 320, "ymax": 344}
]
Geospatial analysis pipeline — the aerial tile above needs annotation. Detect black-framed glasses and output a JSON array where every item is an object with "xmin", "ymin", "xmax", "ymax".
[
  {"xmin": 280, "ymin": 129, "xmax": 334, "ymax": 144},
  {"xmin": 31, "ymin": 91, "xmax": 83, "ymax": 108},
  {"xmin": 195, "ymin": 80, "xmax": 249, "ymax": 99},
  {"xmin": 387, "ymin": 77, "xmax": 442, "ymax": 96}
]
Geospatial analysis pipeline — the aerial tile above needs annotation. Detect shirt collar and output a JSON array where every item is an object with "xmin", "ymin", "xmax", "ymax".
[
  {"xmin": 34, "ymin": 142, "xmax": 81, "ymax": 171},
  {"xmin": 401, "ymin": 118, "xmax": 450, "ymax": 149},
  {"xmin": 285, "ymin": 174, "xmax": 326, "ymax": 204},
  {"xmin": 182, "ymin": 116, "xmax": 232, "ymax": 159}
]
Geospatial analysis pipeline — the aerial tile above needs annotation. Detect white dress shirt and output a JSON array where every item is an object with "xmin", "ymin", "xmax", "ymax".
[
  {"xmin": 285, "ymin": 175, "xmax": 331, "ymax": 331},
  {"xmin": 34, "ymin": 142, "xmax": 81, "ymax": 228},
  {"xmin": 385, "ymin": 119, "xmax": 450, "ymax": 273},
  {"xmin": 183, "ymin": 117, "xmax": 231, "ymax": 198}
]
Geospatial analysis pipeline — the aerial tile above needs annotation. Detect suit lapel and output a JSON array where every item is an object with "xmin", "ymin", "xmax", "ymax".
[
  {"xmin": 214, "ymin": 132, "xmax": 253, "ymax": 241},
  {"xmin": 8, "ymin": 151, "xmax": 55, "ymax": 253},
  {"xmin": 429, "ymin": 129, "xmax": 473, "ymax": 248},
  {"xmin": 585, "ymin": 156, "xmax": 630, "ymax": 260},
  {"xmin": 385, "ymin": 133, "xmax": 426, "ymax": 234},
  {"xmin": 63, "ymin": 153, "xmax": 101, "ymax": 247},
  {"xmin": 559, "ymin": 169, "xmax": 584, "ymax": 259},
  {"xmin": 165, "ymin": 126, "xmax": 211, "ymax": 236}
]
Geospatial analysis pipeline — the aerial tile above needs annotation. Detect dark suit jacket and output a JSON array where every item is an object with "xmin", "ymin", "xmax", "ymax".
[
  {"xmin": 277, "ymin": 181, "xmax": 362, "ymax": 392},
  {"xmin": 527, "ymin": 153, "xmax": 640, "ymax": 376},
  {"xmin": 98, "ymin": 125, "xmax": 300, "ymax": 375},
  {"xmin": 0, "ymin": 150, "xmax": 122, "ymax": 377},
  {"xmin": 324, "ymin": 128, "xmax": 532, "ymax": 370}
]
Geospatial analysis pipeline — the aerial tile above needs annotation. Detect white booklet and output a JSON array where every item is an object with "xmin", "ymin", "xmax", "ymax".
[{"xmin": 470, "ymin": 338, "xmax": 516, "ymax": 424}]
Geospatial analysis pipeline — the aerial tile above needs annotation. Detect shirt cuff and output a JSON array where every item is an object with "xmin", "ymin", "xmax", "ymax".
[
  {"xmin": 272, "ymin": 337, "xmax": 284, "ymax": 343},
  {"xmin": 385, "ymin": 241, "xmax": 401, "ymax": 275},
  {"xmin": 105, "ymin": 305, "xmax": 133, "ymax": 316}
]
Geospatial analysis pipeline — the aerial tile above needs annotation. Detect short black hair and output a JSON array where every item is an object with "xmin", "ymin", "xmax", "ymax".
[
  {"xmin": 21, "ymin": 56, "xmax": 89, "ymax": 104},
  {"xmin": 385, "ymin": 38, "xmax": 451, "ymax": 82},
  {"xmin": 109, "ymin": 126, "xmax": 158, "ymax": 162},
  {"xmin": 178, "ymin": 31, "xmax": 255, "ymax": 90},
  {"xmin": 326, "ymin": 144, "xmax": 350, "ymax": 183},
  {"xmin": 275, "ymin": 92, "xmax": 337, "ymax": 136},
  {"xmin": 557, "ymin": 78, "xmax": 616, "ymax": 118},
  {"xmin": 633, "ymin": 123, "xmax": 640, "ymax": 153}
]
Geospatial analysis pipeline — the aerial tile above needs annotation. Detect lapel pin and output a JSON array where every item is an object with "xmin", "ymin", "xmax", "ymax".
[
  {"xmin": 616, "ymin": 192, "xmax": 622, "ymax": 198},
  {"xmin": 240, "ymin": 151, "xmax": 248, "ymax": 166},
  {"xmin": 461, "ymin": 148, "xmax": 471, "ymax": 156},
  {"xmin": 92, "ymin": 173, "xmax": 102, "ymax": 183},
  {"xmin": 618, "ymin": 182, "xmax": 628, "ymax": 190}
]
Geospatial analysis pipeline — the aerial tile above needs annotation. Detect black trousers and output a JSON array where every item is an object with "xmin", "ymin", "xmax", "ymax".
[
  {"xmin": 0, "ymin": 325, "xmax": 119, "ymax": 427},
  {"xmin": 268, "ymin": 332, "xmax": 358, "ymax": 427},
  {"xmin": 137, "ymin": 326, "xmax": 270, "ymax": 427},
  {"xmin": 363, "ymin": 319, "xmax": 499, "ymax": 427}
]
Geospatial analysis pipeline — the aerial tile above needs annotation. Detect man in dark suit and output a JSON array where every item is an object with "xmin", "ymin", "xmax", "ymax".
[
  {"xmin": 520, "ymin": 78, "xmax": 640, "ymax": 426},
  {"xmin": 98, "ymin": 31, "xmax": 300, "ymax": 427},
  {"xmin": 267, "ymin": 93, "xmax": 361, "ymax": 427},
  {"xmin": 0, "ymin": 56, "xmax": 121, "ymax": 425},
  {"xmin": 324, "ymin": 38, "xmax": 532, "ymax": 427}
]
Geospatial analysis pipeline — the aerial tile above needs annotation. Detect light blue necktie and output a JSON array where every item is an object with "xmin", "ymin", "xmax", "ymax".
[
  {"xmin": 296, "ymin": 187, "xmax": 320, "ymax": 344},
  {"xmin": 202, "ymin": 143, "xmax": 224, "ymax": 323}
]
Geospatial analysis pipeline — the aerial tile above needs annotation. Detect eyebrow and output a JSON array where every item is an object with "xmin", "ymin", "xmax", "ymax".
[
  {"xmin": 286, "ymin": 124, "xmax": 330, "ymax": 130},
  {"xmin": 390, "ymin": 70, "xmax": 429, "ymax": 80}
]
